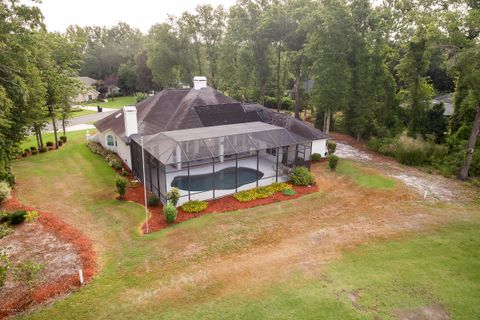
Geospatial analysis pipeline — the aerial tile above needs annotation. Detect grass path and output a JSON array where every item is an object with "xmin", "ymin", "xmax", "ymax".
[{"xmin": 11, "ymin": 132, "xmax": 480, "ymax": 319}]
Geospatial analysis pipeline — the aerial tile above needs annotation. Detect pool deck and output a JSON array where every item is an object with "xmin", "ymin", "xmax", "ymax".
[{"xmin": 165, "ymin": 156, "xmax": 290, "ymax": 205}]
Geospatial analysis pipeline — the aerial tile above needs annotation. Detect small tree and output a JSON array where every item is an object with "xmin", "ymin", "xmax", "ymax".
[
  {"xmin": 327, "ymin": 141, "xmax": 337, "ymax": 155},
  {"xmin": 115, "ymin": 177, "xmax": 128, "ymax": 200},
  {"xmin": 328, "ymin": 155, "xmax": 339, "ymax": 171},
  {"xmin": 166, "ymin": 187, "xmax": 180, "ymax": 206}
]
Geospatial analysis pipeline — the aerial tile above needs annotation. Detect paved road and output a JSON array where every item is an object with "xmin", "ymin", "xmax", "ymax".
[{"xmin": 46, "ymin": 110, "xmax": 116, "ymax": 132}]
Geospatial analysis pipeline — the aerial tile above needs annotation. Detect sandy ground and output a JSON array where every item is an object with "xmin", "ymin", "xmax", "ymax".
[
  {"xmin": 0, "ymin": 222, "xmax": 82, "ymax": 305},
  {"xmin": 332, "ymin": 135, "xmax": 472, "ymax": 202}
]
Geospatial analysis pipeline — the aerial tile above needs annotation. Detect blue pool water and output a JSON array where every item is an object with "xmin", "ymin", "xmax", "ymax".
[{"xmin": 171, "ymin": 167, "xmax": 264, "ymax": 191}]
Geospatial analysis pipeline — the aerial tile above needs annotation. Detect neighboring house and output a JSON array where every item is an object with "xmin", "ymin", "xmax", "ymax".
[
  {"xmin": 94, "ymin": 77, "xmax": 328, "ymax": 204},
  {"xmin": 432, "ymin": 93, "xmax": 454, "ymax": 116},
  {"xmin": 107, "ymin": 85, "xmax": 121, "ymax": 97},
  {"xmin": 73, "ymin": 77, "xmax": 100, "ymax": 103}
]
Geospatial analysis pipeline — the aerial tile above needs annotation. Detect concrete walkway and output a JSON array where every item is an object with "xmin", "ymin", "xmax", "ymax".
[{"xmin": 46, "ymin": 109, "xmax": 116, "ymax": 132}]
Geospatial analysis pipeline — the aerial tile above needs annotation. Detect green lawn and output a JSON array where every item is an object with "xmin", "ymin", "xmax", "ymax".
[
  {"xmin": 85, "ymin": 95, "xmax": 137, "ymax": 109},
  {"xmin": 10, "ymin": 133, "xmax": 480, "ymax": 319},
  {"xmin": 336, "ymin": 160, "xmax": 396, "ymax": 189},
  {"xmin": 70, "ymin": 108, "xmax": 97, "ymax": 118}
]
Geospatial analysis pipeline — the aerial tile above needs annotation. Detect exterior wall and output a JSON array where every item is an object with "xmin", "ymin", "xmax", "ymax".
[
  {"xmin": 97, "ymin": 130, "xmax": 132, "ymax": 169},
  {"xmin": 311, "ymin": 139, "xmax": 328, "ymax": 157},
  {"xmin": 74, "ymin": 89, "xmax": 99, "ymax": 103}
]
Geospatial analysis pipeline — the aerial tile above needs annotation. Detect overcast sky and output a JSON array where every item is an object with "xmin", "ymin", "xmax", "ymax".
[{"xmin": 35, "ymin": 0, "xmax": 237, "ymax": 33}]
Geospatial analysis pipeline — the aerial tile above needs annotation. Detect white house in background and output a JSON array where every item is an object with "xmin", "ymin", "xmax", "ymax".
[
  {"xmin": 73, "ymin": 76, "xmax": 100, "ymax": 103},
  {"xmin": 94, "ymin": 77, "xmax": 328, "ymax": 204}
]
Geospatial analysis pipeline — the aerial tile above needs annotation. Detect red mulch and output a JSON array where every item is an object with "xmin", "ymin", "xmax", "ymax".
[
  {"xmin": 1, "ymin": 192, "xmax": 96, "ymax": 318},
  {"xmin": 131, "ymin": 184, "xmax": 319, "ymax": 234}
]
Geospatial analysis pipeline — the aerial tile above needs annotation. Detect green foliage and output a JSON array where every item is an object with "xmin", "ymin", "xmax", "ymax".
[
  {"xmin": 289, "ymin": 167, "xmax": 315, "ymax": 186},
  {"xmin": 163, "ymin": 203, "xmax": 177, "ymax": 223},
  {"xmin": 30, "ymin": 146, "xmax": 37, "ymax": 151},
  {"xmin": 135, "ymin": 92, "xmax": 147, "ymax": 102},
  {"xmin": 60, "ymin": 136, "xmax": 67, "ymax": 142},
  {"xmin": 281, "ymin": 188, "xmax": 296, "ymax": 196},
  {"xmin": 0, "ymin": 181, "xmax": 12, "ymax": 204},
  {"xmin": 311, "ymin": 153, "xmax": 322, "ymax": 162},
  {"xmin": 25, "ymin": 211, "xmax": 40, "ymax": 223},
  {"xmin": 328, "ymin": 155, "xmax": 339, "ymax": 171},
  {"xmin": 166, "ymin": 188, "xmax": 180, "ymax": 206},
  {"xmin": 182, "ymin": 200, "xmax": 208, "ymax": 213},
  {"xmin": 0, "ymin": 251, "xmax": 8, "ymax": 287},
  {"xmin": 8, "ymin": 210, "xmax": 27, "ymax": 225},
  {"xmin": 327, "ymin": 141, "xmax": 337, "ymax": 155},
  {"xmin": 0, "ymin": 224, "xmax": 13, "ymax": 239},
  {"xmin": 12, "ymin": 259, "xmax": 44, "ymax": 293},
  {"xmin": 39, "ymin": 147, "xmax": 47, "ymax": 153},
  {"xmin": 147, "ymin": 193, "xmax": 160, "ymax": 207},
  {"xmin": 234, "ymin": 183, "xmax": 291, "ymax": 202},
  {"xmin": 115, "ymin": 177, "xmax": 128, "ymax": 200},
  {"xmin": 46, "ymin": 141, "xmax": 53, "ymax": 147},
  {"xmin": 110, "ymin": 159, "xmax": 123, "ymax": 171},
  {"xmin": 0, "ymin": 171, "xmax": 15, "ymax": 187}
]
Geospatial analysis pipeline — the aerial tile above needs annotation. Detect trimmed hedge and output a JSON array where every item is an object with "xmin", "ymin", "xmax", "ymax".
[
  {"xmin": 311, "ymin": 153, "xmax": 322, "ymax": 162},
  {"xmin": 328, "ymin": 155, "xmax": 339, "ymax": 170},
  {"xmin": 182, "ymin": 200, "xmax": 208, "ymax": 213}
]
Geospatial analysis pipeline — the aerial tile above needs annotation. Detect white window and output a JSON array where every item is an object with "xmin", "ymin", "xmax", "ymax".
[{"xmin": 107, "ymin": 135, "xmax": 115, "ymax": 146}]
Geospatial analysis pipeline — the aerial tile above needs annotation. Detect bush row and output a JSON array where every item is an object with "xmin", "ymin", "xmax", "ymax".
[
  {"xmin": 182, "ymin": 200, "xmax": 208, "ymax": 213},
  {"xmin": 87, "ymin": 141, "xmax": 124, "ymax": 171}
]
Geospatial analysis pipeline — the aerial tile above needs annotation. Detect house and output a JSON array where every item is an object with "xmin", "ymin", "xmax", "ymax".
[
  {"xmin": 73, "ymin": 77, "xmax": 100, "ymax": 103},
  {"xmin": 107, "ymin": 85, "xmax": 121, "ymax": 97},
  {"xmin": 94, "ymin": 77, "xmax": 328, "ymax": 204}
]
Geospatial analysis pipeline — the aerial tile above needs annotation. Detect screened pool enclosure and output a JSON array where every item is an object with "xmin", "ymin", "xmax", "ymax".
[{"xmin": 130, "ymin": 122, "xmax": 312, "ymax": 204}]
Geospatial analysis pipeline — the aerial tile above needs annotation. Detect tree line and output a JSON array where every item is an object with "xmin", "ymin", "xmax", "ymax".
[{"xmin": 1, "ymin": 0, "xmax": 479, "ymax": 181}]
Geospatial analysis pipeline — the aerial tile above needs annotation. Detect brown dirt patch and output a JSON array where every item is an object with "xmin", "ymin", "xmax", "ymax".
[
  {"xmin": 395, "ymin": 304, "xmax": 450, "ymax": 320},
  {"xmin": 0, "ymin": 193, "xmax": 96, "ymax": 319}
]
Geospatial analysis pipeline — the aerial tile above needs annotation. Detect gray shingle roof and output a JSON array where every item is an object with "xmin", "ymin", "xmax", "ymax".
[{"xmin": 94, "ymin": 86, "xmax": 328, "ymax": 143}]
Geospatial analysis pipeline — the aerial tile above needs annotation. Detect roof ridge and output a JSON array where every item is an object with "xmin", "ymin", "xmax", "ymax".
[{"xmin": 164, "ymin": 88, "xmax": 197, "ymax": 130}]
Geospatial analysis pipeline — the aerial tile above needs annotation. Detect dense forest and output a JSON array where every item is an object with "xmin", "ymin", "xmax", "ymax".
[{"xmin": 0, "ymin": 0, "xmax": 479, "ymax": 183}]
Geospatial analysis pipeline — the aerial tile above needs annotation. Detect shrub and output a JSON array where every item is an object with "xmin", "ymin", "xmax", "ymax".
[
  {"xmin": 282, "ymin": 188, "xmax": 296, "ymax": 196},
  {"xmin": 29, "ymin": 146, "xmax": 37, "ymax": 151},
  {"xmin": 31, "ymin": 150, "xmax": 38, "ymax": 155},
  {"xmin": 39, "ymin": 147, "xmax": 47, "ymax": 153},
  {"xmin": 0, "ymin": 252, "xmax": 8, "ymax": 287},
  {"xmin": 290, "ymin": 167, "xmax": 315, "ymax": 186},
  {"xmin": 25, "ymin": 211, "xmax": 40, "ymax": 223},
  {"xmin": 58, "ymin": 140, "xmax": 63, "ymax": 146},
  {"xmin": 264, "ymin": 96, "xmax": 277, "ymax": 109},
  {"xmin": 8, "ymin": 210, "xmax": 27, "ymax": 225},
  {"xmin": 0, "ymin": 171, "xmax": 15, "ymax": 187},
  {"xmin": 111, "ymin": 159, "xmax": 123, "ymax": 171},
  {"xmin": 0, "ymin": 224, "xmax": 13, "ymax": 239},
  {"xmin": 166, "ymin": 188, "xmax": 180, "ymax": 206},
  {"xmin": 0, "ymin": 181, "xmax": 12, "ymax": 204},
  {"xmin": 182, "ymin": 200, "xmax": 208, "ymax": 213},
  {"xmin": 22, "ymin": 152, "xmax": 28, "ymax": 157},
  {"xmin": 24, "ymin": 148, "xmax": 30, "ymax": 153},
  {"xmin": 327, "ymin": 141, "xmax": 337, "ymax": 154},
  {"xmin": 121, "ymin": 169, "xmax": 128, "ymax": 177},
  {"xmin": 281, "ymin": 97, "xmax": 294, "ymax": 110},
  {"xmin": 311, "ymin": 153, "xmax": 322, "ymax": 162},
  {"xmin": 147, "ymin": 193, "xmax": 160, "ymax": 206},
  {"xmin": 46, "ymin": 141, "xmax": 53, "ymax": 147},
  {"xmin": 135, "ymin": 92, "xmax": 147, "ymax": 102},
  {"xmin": 233, "ymin": 183, "xmax": 290, "ymax": 202},
  {"xmin": 163, "ymin": 203, "xmax": 177, "ymax": 223},
  {"xmin": 328, "ymin": 155, "xmax": 339, "ymax": 171},
  {"xmin": 115, "ymin": 177, "xmax": 128, "ymax": 200},
  {"xmin": 60, "ymin": 136, "xmax": 67, "ymax": 142}
]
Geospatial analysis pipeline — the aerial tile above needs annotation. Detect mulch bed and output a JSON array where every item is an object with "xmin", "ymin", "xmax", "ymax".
[
  {"xmin": 123, "ymin": 182, "xmax": 319, "ymax": 234},
  {"xmin": 1, "ymin": 193, "xmax": 96, "ymax": 319}
]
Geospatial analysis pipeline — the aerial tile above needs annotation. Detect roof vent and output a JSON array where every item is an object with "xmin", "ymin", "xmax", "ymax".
[{"xmin": 193, "ymin": 76, "xmax": 207, "ymax": 90}]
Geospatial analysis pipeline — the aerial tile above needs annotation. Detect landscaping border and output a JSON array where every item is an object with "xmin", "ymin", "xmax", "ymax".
[{"xmin": 1, "ymin": 192, "xmax": 96, "ymax": 318}]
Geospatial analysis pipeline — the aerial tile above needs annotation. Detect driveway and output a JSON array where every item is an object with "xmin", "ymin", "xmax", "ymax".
[
  {"xmin": 46, "ymin": 110, "xmax": 116, "ymax": 132},
  {"xmin": 330, "ymin": 133, "xmax": 473, "ymax": 202}
]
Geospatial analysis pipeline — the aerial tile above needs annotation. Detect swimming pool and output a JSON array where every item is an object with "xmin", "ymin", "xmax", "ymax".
[{"xmin": 171, "ymin": 167, "xmax": 264, "ymax": 191}]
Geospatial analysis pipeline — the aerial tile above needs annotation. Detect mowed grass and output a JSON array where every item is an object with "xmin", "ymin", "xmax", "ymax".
[
  {"xmin": 336, "ymin": 160, "xmax": 396, "ymax": 189},
  {"xmin": 10, "ymin": 133, "xmax": 480, "ymax": 319},
  {"xmin": 70, "ymin": 108, "xmax": 97, "ymax": 118},
  {"xmin": 85, "ymin": 95, "xmax": 137, "ymax": 109}
]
